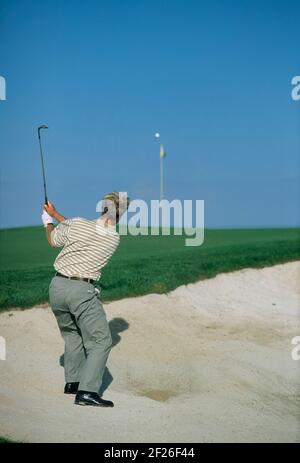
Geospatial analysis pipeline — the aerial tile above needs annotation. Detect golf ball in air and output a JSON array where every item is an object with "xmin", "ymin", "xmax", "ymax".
[{"xmin": 155, "ymin": 132, "xmax": 160, "ymax": 138}]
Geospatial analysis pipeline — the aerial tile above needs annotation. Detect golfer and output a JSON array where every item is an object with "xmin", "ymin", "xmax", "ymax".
[{"xmin": 41, "ymin": 192, "xmax": 129, "ymax": 407}]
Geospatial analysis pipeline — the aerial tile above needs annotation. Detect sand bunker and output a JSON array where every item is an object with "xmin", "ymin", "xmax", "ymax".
[{"xmin": 0, "ymin": 262, "xmax": 299, "ymax": 442}]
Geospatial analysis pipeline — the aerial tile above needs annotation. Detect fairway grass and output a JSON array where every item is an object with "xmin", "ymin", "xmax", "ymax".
[{"xmin": 0, "ymin": 227, "xmax": 299, "ymax": 311}]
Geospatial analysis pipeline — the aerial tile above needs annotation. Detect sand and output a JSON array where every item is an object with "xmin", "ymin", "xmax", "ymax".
[{"xmin": 0, "ymin": 261, "xmax": 299, "ymax": 443}]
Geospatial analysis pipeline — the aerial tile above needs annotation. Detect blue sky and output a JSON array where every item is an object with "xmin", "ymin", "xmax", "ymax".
[{"xmin": 0, "ymin": 0, "xmax": 299, "ymax": 228}]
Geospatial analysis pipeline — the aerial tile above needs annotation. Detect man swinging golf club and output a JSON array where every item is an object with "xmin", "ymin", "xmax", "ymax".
[{"xmin": 41, "ymin": 192, "xmax": 129, "ymax": 407}]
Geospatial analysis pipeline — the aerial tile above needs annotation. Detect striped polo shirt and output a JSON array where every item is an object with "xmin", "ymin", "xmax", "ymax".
[{"xmin": 50, "ymin": 217, "xmax": 120, "ymax": 281}]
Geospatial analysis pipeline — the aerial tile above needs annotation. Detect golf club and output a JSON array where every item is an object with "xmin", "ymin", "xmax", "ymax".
[{"xmin": 37, "ymin": 124, "xmax": 49, "ymax": 204}]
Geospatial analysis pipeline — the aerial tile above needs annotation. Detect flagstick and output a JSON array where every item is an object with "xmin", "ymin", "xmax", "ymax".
[{"xmin": 160, "ymin": 144, "xmax": 164, "ymax": 202}]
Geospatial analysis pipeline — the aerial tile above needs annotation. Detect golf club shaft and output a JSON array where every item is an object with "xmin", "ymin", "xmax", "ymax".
[{"xmin": 38, "ymin": 130, "xmax": 48, "ymax": 204}]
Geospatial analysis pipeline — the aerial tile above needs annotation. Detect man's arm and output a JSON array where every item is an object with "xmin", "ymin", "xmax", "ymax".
[
  {"xmin": 42, "ymin": 201, "xmax": 66, "ymax": 247},
  {"xmin": 45, "ymin": 223, "xmax": 55, "ymax": 246},
  {"xmin": 44, "ymin": 201, "xmax": 66, "ymax": 223}
]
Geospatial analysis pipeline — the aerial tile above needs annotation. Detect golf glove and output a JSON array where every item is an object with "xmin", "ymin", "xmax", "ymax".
[{"xmin": 42, "ymin": 210, "xmax": 54, "ymax": 227}]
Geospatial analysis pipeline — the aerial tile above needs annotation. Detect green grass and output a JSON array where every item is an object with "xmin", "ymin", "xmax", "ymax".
[{"xmin": 0, "ymin": 226, "xmax": 299, "ymax": 311}]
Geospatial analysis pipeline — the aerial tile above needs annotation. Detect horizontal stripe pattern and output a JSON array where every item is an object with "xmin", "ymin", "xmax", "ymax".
[{"xmin": 51, "ymin": 218, "xmax": 120, "ymax": 280}]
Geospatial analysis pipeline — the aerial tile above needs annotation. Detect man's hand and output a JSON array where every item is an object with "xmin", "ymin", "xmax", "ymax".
[
  {"xmin": 44, "ymin": 201, "xmax": 57, "ymax": 218},
  {"xmin": 43, "ymin": 200, "xmax": 66, "ymax": 223},
  {"xmin": 42, "ymin": 200, "xmax": 66, "ymax": 246},
  {"xmin": 42, "ymin": 210, "xmax": 54, "ymax": 227}
]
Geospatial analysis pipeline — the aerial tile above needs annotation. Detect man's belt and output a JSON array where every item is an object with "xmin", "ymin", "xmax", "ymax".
[{"xmin": 55, "ymin": 271, "xmax": 95, "ymax": 285}]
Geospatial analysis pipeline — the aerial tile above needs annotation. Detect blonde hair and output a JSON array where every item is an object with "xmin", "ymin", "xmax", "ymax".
[{"xmin": 102, "ymin": 192, "xmax": 130, "ymax": 223}]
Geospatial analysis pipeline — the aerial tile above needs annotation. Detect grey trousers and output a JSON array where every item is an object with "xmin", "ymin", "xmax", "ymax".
[{"xmin": 49, "ymin": 276, "xmax": 112, "ymax": 393}]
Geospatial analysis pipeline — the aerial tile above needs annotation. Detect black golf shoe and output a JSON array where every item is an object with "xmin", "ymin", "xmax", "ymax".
[
  {"xmin": 64, "ymin": 382, "xmax": 80, "ymax": 394},
  {"xmin": 75, "ymin": 391, "xmax": 114, "ymax": 407}
]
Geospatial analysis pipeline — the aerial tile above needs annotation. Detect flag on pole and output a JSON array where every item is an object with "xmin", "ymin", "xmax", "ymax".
[{"xmin": 160, "ymin": 144, "xmax": 167, "ymax": 158}]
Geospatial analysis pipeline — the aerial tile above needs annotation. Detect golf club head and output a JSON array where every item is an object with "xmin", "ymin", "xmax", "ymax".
[{"xmin": 38, "ymin": 124, "xmax": 48, "ymax": 136}]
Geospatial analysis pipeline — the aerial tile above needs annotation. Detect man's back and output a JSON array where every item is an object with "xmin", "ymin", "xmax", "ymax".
[{"xmin": 51, "ymin": 217, "xmax": 120, "ymax": 281}]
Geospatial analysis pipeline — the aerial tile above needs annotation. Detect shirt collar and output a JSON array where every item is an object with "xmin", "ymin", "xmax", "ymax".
[{"xmin": 94, "ymin": 219, "xmax": 117, "ymax": 232}]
